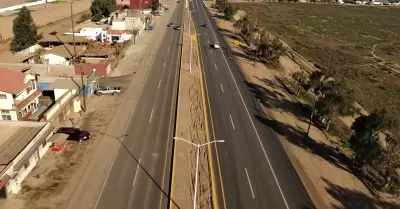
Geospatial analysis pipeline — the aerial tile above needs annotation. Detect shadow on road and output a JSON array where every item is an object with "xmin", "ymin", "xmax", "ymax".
[{"xmin": 100, "ymin": 133, "xmax": 181, "ymax": 209}]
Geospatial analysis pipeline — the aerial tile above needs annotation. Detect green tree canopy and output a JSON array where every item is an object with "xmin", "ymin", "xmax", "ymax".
[
  {"xmin": 90, "ymin": 0, "xmax": 116, "ymax": 21},
  {"xmin": 10, "ymin": 6, "xmax": 38, "ymax": 52}
]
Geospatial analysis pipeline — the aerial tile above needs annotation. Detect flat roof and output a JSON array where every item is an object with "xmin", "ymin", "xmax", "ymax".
[
  {"xmin": 0, "ymin": 121, "xmax": 47, "ymax": 171},
  {"xmin": 46, "ymin": 78, "xmax": 82, "ymax": 91}
]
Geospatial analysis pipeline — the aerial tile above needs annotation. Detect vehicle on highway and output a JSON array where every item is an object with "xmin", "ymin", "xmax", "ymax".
[
  {"xmin": 56, "ymin": 127, "xmax": 91, "ymax": 143},
  {"xmin": 213, "ymin": 42, "xmax": 220, "ymax": 49},
  {"xmin": 167, "ymin": 23, "xmax": 174, "ymax": 27},
  {"xmin": 145, "ymin": 26, "xmax": 155, "ymax": 30},
  {"xmin": 95, "ymin": 87, "xmax": 121, "ymax": 96},
  {"xmin": 174, "ymin": 25, "xmax": 181, "ymax": 30},
  {"xmin": 202, "ymin": 23, "xmax": 208, "ymax": 28}
]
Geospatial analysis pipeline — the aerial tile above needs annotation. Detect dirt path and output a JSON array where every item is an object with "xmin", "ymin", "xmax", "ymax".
[{"xmin": 170, "ymin": 8, "xmax": 212, "ymax": 209}]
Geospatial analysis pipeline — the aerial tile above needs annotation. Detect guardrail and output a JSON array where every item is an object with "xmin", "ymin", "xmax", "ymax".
[{"xmin": 0, "ymin": 0, "xmax": 56, "ymax": 14}]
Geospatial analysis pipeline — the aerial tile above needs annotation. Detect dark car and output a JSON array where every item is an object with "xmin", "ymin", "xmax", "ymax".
[
  {"xmin": 167, "ymin": 23, "xmax": 174, "ymax": 27},
  {"xmin": 202, "ymin": 24, "xmax": 208, "ymax": 28},
  {"xmin": 56, "ymin": 127, "xmax": 91, "ymax": 142},
  {"xmin": 174, "ymin": 25, "xmax": 181, "ymax": 30}
]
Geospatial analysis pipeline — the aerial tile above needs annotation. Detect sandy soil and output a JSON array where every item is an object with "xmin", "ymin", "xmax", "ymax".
[
  {"xmin": 0, "ymin": 0, "xmax": 91, "ymax": 40},
  {"xmin": 204, "ymin": 3, "xmax": 399, "ymax": 209},
  {"xmin": 0, "ymin": 0, "xmax": 27, "ymax": 9},
  {"xmin": 171, "ymin": 9, "xmax": 212, "ymax": 209}
]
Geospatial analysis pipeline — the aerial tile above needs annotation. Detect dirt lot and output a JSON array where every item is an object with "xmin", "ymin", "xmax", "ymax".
[
  {"xmin": 0, "ymin": 0, "xmax": 27, "ymax": 9},
  {"xmin": 171, "ymin": 9, "xmax": 212, "ymax": 209},
  {"xmin": 0, "ymin": 0, "xmax": 91, "ymax": 40},
  {"xmin": 235, "ymin": 2, "xmax": 400, "ymax": 119},
  {"xmin": 205, "ymin": 2, "xmax": 400, "ymax": 209}
]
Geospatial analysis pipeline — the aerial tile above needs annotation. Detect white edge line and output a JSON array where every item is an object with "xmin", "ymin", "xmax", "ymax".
[
  {"xmin": 164, "ymin": 60, "xmax": 166, "ymax": 67},
  {"xmin": 215, "ymin": 63, "xmax": 217, "ymax": 70},
  {"xmin": 245, "ymin": 168, "xmax": 255, "ymax": 199},
  {"xmin": 168, "ymin": 46, "xmax": 170, "ymax": 52},
  {"xmin": 149, "ymin": 108, "xmax": 154, "ymax": 123},
  {"xmin": 229, "ymin": 114, "xmax": 235, "ymax": 130},
  {"xmin": 198, "ymin": 1, "xmax": 290, "ymax": 209},
  {"xmin": 220, "ymin": 84, "xmax": 224, "ymax": 93},
  {"xmin": 132, "ymin": 158, "xmax": 142, "ymax": 186},
  {"xmin": 158, "ymin": 79, "xmax": 162, "ymax": 88}
]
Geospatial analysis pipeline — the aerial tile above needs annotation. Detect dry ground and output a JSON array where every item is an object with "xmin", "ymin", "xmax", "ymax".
[
  {"xmin": 0, "ymin": 0, "xmax": 90, "ymax": 40},
  {"xmin": 235, "ymin": 2, "xmax": 400, "ymax": 119},
  {"xmin": 205, "ymin": 2, "xmax": 400, "ymax": 209},
  {"xmin": 171, "ymin": 8, "xmax": 212, "ymax": 209}
]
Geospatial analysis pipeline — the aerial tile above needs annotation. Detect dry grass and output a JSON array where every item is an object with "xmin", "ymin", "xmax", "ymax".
[{"xmin": 236, "ymin": 2, "xmax": 400, "ymax": 118}]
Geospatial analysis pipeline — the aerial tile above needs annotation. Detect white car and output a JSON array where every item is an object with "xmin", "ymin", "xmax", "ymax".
[{"xmin": 213, "ymin": 42, "xmax": 220, "ymax": 49}]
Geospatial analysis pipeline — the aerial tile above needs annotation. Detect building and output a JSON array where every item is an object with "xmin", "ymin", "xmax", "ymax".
[
  {"xmin": 0, "ymin": 67, "xmax": 41, "ymax": 121},
  {"xmin": 0, "ymin": 121, "xmax": 53, "ymax": 197},
  {"xmin": 116, "ymin": 0, "xmax": 152, "ymax": 10},
  {"xmin": 63, "ymin": 28, "xmax": 105, "ymax": 42},
  {"xmin": 42, "ymin": 44, "xmax": 86, "ymax": 65},
  {"xmin": 105, "ymin": 29, "xmax": 132, "ymax": 43}
]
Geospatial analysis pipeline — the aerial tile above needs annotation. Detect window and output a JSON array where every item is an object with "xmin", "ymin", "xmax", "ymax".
[
  {"xmin": 0, "ymin": 94, "xmax": 6, "ymax": 99},
  {"xmin": 1, "ymin": 110, "xmax": 9, "ymax": 114},
  {"xmin": 31, "ymin": 81, "xmax": 36, "ymax": 90},
  {"xmin": 1, "ymin": 115, "xmax": 11, "ymax": 120}
]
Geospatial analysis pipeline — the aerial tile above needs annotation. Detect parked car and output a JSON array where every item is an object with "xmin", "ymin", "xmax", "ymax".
[
  {"xmin": 145, "ymin": 26, "xmax": 155, "ymax": 30},
  {"xmin": 167, "ymin": 23, "xmax": 174, "ymax": 27},
  {"xmin": 56, "ymin": 128, "xmax": 91, "ymax": 143},
  {"xmin": 213, "ymin": 42, "xmax": 220, "ymax": 49},
  {"xmin": 174, "ymin": 25, "xmax": 181, "ymax": 30},
  {"xmin": 95, "ymin": 87, "xmax": 121, "ymax": 96}
]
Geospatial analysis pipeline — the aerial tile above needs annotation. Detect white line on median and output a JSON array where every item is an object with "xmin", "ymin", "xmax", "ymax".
[
  {"xmin": 149, "ymin": 108, "xmax": 154, "ymax": 123},
  {"xmin": 199, "ymin": 1, "xmax": 290, "ymax": 208},
  {"xmin": 132, "ymin": 158, "xmax": 142, "ymax": 187},
  {"xmin": 215, "ymin": 64, "xmax": 217, "ymax": 70},
  {"xmin": 220, "ymin": 84, "xmax": 224, "ymax": 93},
  {"xmin": 164, "ymin": 60, "xmax": 166, "ymax": 67},
  {"xmin": 245, "ymin": 168, "xmax": 255, "ymax": 199},
  {"xmin": 168, "ymin": 46, "xmax": 170, "ymax": 52},
  {"xmin": 229, "ymin": 114, "xmax": 235, "ymax": 130},
  {"xmin": 158, "ymin": 79, "xmax": 162, "ymax": 88}
]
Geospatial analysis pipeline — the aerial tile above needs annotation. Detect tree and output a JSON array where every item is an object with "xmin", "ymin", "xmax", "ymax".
[
  {"xmin": 90, "ymin": 0, "xmax": 116, "ymax": 20},
  {"xmin": 223, "ymin": 4, "xmax": 236, "ymax": 20},
  {"xmin": 132, "ymin": 28, "xmax": 140, "ymax": 45},
  {"xmin": 10, "ymin": 6, "xmax": 38, "ymax": 52},
  {"xmin": 258, "ymin": 37, "xmax": 286, "ymax": 67},
  {"xmin": 376, "ymin": 133, "xmax": 400, "ymax": 191},
  {"xmin": 291, "ymin": 71, "xmax": 307, "ymax": 96},
  {"xmin": 349, "ymin": 109, "xmax": 396, "ymax": 166}
]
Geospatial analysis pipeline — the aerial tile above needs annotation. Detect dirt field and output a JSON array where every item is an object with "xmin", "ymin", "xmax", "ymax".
[
  {"xmin": 0, "ymin": 0, "xmax": 91, "ymax": 40},
  {"xmin": 205, "ymin": 2, "xmax": 400, "ymax": 208},
  {"xmin": 0, "ymin": 0, "xmax": 27, "ymax": 9},
  {"xmin": 235, "ymin": 2, "xmax": 400, "ymax": 118}
]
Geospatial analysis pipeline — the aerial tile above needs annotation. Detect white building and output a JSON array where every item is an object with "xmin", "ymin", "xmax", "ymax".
[
  {"xmin": 106, "ymin": 29, "xmax": 132, "ymax": 43},
  {"xmin": 63, "ymin": 27, "xmax": 105, "ymax": 42},
  {"xmin": 0, "ymin": 121, "xmax": 53, "ymax": 196},
  {"xmin": 42, "ymin": 44, "xmax": 86, "ymax": 65},
  {"xmin": 0, "ymin": 67, "xmax": 41, "ymax": 121}
]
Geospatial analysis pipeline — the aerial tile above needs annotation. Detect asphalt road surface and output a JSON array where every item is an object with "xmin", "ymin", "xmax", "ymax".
[
  {"xmin": 94, "ymin": 2, "xmax": 184, "ymax": 209},
  {"xmin": 190, "ymin": 0, "xmax": 316, "ymax": 209}
]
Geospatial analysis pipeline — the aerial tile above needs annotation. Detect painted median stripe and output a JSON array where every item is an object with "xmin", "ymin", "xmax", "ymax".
[
  {"xmin": 229, "ymin": 114, "xmax": 235, "ymax": 130},
  {"xmin": 149, "ymin": 108, "xmax": 154, "ymax": 123},
  {"xmin": 245, "ymin": 168, "xmax": 255, "ymax": 199},
  {"xmin": 220, "ymin": 84, "xmax": 224, "ymax": 93},
  {"xmin": 132, "ymin": 158, "xmax": 142, "ymax": 187}
]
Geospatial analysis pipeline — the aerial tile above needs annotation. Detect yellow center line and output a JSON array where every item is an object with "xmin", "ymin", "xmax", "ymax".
[{"xmin": 194, "ymin": 21, "xmax": 228, "ymax": 209}]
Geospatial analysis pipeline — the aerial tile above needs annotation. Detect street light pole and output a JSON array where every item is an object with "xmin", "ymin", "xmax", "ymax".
[
  {"xmin": 184, "ymin": 10, "xmax": 197, "ymax": 74},
  {"xmin": 174, "ymin": 137, "xmax": 224, "ymax": 209},
  {"xmin": 70, "ymin": 0, "xmax": 77, "ymax": 61}
]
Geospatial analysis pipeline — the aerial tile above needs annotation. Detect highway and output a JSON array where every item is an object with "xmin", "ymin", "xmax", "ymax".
[
  {"xmin": 190, "ymin": 0, "xmax": 316, "ymax": 208},
  {"xmin": 93, "ymin": 2, "xmax": 184, "ymax": 209}
]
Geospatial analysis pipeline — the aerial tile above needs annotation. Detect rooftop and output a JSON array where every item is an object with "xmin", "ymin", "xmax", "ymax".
[
  {"xmin": 0, "ymin": 121, "xmax": 47, "ymax": 172},
  {"xmin": 80, "ymin": 48, "xmax": 116, "ymax": 57},
  {"xmin": 0, "ymin": 67, "xmax": 29, "ymax": 94},
  {"xmin": 46, "ymin": 44, "xmax": 86, "ymax": 58},
  {"xmin": 107, "ymin": 29, "xmax": 125, "ymax": 35},
  {"xmin": 46, "ymin": 78, "xmax": 82, "ymax": 91}
]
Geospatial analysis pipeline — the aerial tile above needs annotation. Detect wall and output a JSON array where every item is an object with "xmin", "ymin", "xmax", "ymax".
[
  {"xmin": 74, "ymin": 62, "xmax": 111, "ymax": 77},
  {"xmin": 111, "ymin": 21, "xmax": 126, "ymax": 30},
  {"xmin": 0, "ymin": 91, "xmax": 14, "ymax": 110},
  {"xmin": 42, "ymin": 89, "xmax": 76, "ymax": 121},
  {"xmin": 0, "ymin": 63, "xmax": 76, "ymax": 77},
  {"xmin": 54, "ymin": 89, "xmax": 68, "ymax": 101},
  {"xmin": 0, "ymin": 0, "xmax": 56, "ymax": 13},
  {"xmin": 128, "ymin": 0, "xmax": 152, "ymax": 9}
]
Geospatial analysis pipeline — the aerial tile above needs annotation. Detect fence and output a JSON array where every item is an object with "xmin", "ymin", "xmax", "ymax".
[{"xmin": 0, "ymin": 0, "xmax": 56, "ymax": 14}]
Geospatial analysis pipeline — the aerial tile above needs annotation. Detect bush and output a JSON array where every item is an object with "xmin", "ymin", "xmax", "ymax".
[
  {"xmin": 10, "ymin": 6, "xmax": 38, "ymax": 52},
  {"xmin": 78, "ymin": 12, "xmax": 91, "ymax": 23}
]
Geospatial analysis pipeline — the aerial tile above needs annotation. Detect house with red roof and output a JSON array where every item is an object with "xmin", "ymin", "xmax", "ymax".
[{"xmin": 0, "ymin": 67, "xmax": 41, "ymax": 121}]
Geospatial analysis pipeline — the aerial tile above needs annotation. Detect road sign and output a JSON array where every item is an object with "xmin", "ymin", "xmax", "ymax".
[
  {"xmin": 192, "ymin": 36, "xmax": 196, "ymax": 40},
  {"xmin": 220, "ymin": 20, "xmax": 224, "ymax": 24},
  {"xmin": 234, "ymin": 40, "xmax": 240, "ymax": 46}
]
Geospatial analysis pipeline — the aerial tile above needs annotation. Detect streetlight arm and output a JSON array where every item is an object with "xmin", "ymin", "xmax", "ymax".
[
  {"xmin": 174, "ymin": 137, "xmax": 199, "ymax": 147},
  {"xmin": 199, "ymin": 140, "xmax": 224, "ymax": 147}
]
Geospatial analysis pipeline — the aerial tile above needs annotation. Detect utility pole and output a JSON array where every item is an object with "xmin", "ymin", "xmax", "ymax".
[
  {"xmin": 70, "ymin": 0, "xmax": 77, "ymax": 62},
  {"xmin": 80, "ymin": 69, "xmax": 86, "ymax": 112}
]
